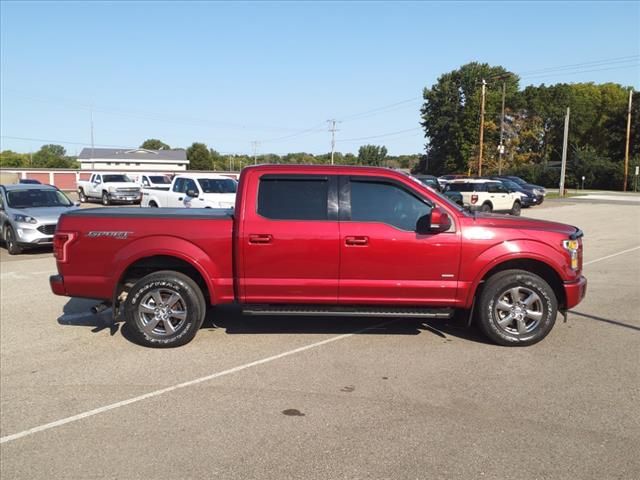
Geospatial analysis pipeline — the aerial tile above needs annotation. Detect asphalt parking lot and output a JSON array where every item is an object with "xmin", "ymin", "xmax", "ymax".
[{"xmin": 1, "ymin": 198, "xmax": 639, "ymax": 479}]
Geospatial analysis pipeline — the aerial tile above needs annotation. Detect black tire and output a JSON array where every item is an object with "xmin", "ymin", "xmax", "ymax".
[
  {"xmin": 477, "ymin": 269, "xmax": 557, "ymax": 346},
  {"xmin": 102, "ymin": 191, "xmax": 110, "ymax": 206},
  {"xmin": 481, "ymin": 202, "xmax": 492, "ymax": 213},
  {"xmin": 511, "ymin": 201, "xmax": 521, "ymax": 216},
  {"xmin": 78, "ymin": 188, "xmax": 87, "ymax": 203},
  {"xmin": 5, "ymin": 226, "xmax": 23, "ymax": 255},
  {"xmin": 149, "ymin": 201, "xmax": 158, "ymax": 208},
  {"xmin": 124, "ymin": 271, "xmax": 206, "ymax": 348}
]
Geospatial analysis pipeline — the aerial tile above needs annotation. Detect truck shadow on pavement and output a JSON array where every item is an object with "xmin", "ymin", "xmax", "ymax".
[
  {"xmin": 569, "ymin": 310, "xmax": 640, "ymax": 332},
  {"xmin": 57, "ymin": 299, "xmax": 491, "ymax": 345},
  {"xmin": 204, "ymin": 306, "xmax": 490, "ymax": 344}
]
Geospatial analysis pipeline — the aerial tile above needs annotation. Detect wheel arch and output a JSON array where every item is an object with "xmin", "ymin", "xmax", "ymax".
[
  {"xmin": 111, "ymin": 236, "xmax": 223, "ymax": 308},
  {"xmin": 115, "ymin": 254, "xmax": 212, "ymax": 308},
  {"xmin": 474, "ymin": 258, "xmax": 566, "ymax": 310}
]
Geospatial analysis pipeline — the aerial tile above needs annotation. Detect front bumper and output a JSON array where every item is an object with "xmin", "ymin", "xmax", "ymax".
[
  {"xmin": 13, "ymin": 223, "xmax": 56, "ymax": 245},
  {"xmin": 564, "ymin": 275, "xmax": 587, "ymax": 309},
  {"xmin": 108, "ymin": 191, "xmax": 142, "ymax": 202}
]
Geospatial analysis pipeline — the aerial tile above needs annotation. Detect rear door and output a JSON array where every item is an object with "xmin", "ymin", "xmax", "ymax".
[
  {"xmin": 239, "ymin": 174, "xmax": 340, "ymax": 304},
  {"xmin": 338, "ymin": 176, "xmax": 461, "ymax": 306}
]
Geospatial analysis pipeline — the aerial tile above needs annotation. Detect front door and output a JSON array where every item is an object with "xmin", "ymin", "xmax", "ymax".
[
  {"xmin": 240, "ymin": 174, "xmax": 340, "ymax": 304},
  {"xmin": 338, "ymin": 177, "xmax": 461, "ymax": 306}
]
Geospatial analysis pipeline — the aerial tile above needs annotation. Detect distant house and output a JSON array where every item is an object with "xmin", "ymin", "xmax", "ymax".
[{"xmin": 77, "ymin": 148, "xmax": 188, "ymax": 171}]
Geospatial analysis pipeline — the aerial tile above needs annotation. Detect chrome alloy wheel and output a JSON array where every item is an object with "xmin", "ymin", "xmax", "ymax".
[
  {"xmin": 494, "ymin": 286, "xmax": 543, "ymax": 336},
  {"xmin": 137, "ymin": 288, "xmax": 188, "ymax": 336}
]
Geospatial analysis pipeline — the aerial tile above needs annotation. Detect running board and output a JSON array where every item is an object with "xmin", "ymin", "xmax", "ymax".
[{"xmin": 242, "ymin": 305, "xmax": 453, "ymax": 319}]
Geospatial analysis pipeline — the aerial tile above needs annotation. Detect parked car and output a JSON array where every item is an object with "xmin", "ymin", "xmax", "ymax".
[
  {"xmin": 414, "ymin": 174, "xmax": 441, "ymax": 190},
  {"xmin": 133, "ymin": 174, "xmax": 172, "ymax": 191},
  {"xmin": 18, "ymin": 179, "xmax": 42, "ymax": 185},
  {"xmin": 50, "ymin": 164, "xmax": 586, "ymax": 348},
  {"xmin": 0, "ymin": 184, "xmax": 78, "ymax": 254},
  {"xmin": 488, "ymin": 177, "xmax": 539, "ymax": 207},
  {"xmin": 77, "ymin": 173, "xmax": 141, "ymax": 205},
  {"xmin": 141, "ymin": 173, "xmax": 237, "ymax": 208},
  {"xmin": 446, "ymin": 179, "xmax": 522, "ymax": 215},
  {"xmin": 437, "ymin": 174, "xmax": 467, "ymax": 188},
  {"xmin": 413, "ymin": 175, "xmax": 464, "ymax": 206},
  {"xmin": 494, "ymin": 176, "xmax": 546, "ymax": 204}
]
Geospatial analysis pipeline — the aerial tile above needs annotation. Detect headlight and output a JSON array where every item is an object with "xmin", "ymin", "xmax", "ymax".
[
  {"xmin": 533, "ymin": 188, "xmax": 542, "ymax": 196},
  {"xmin": 13, "ymin": 214, "xmax": 37, "ymax": 224},
  {"xmin": 563, "ymin": 239, "xmax": 580, "ymax": 270}
]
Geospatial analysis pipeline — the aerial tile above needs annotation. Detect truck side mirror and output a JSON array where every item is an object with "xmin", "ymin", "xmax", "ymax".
[
  {"xmin": 416, "ymin": 207, "xmax": 451, "ymax": 234},
  {"xmin": 186, "ymin": 189, "xmax": 199, "ymax": 198}
]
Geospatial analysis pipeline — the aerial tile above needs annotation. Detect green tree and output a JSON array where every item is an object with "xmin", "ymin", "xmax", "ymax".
[
  {"xmin": 140, "ymin": 139, "xmax": 171, "ymax": 150},
  {"xmin": 420, "ymin": 62, "xmax": 519, "ymax": 175},
  {"xmin": 358, "ymin": 144, "xmax": 388, "ymax": 166},
  {"xmin": 32, "ymin": 144, "xmax": 69, "ymax": 168},
  {"xmin": 186, "ymin": 142, "xmax": 211, "ymax": 170},
  {"xmin": 0, "ymin": 150, "xmax": 29, "ymax": 167}
]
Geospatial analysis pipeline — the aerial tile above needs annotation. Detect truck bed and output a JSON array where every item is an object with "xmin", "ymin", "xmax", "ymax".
[{"xmin": 55, "ymin": 207, "xmax": 235, "ymax": 302}]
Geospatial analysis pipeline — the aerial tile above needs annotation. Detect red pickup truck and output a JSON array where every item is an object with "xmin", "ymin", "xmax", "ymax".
[{"xmin": 50, "ymin": 165, "xmax": 587, "ymax": 348}]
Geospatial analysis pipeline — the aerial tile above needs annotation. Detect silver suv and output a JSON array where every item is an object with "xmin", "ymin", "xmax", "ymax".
[{"xmin": 0, "ymin": 184, "xmax": 78, "ymax": 254}]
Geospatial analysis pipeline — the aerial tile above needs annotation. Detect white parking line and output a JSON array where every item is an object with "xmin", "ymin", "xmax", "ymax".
[
  {"xmin": 584, "ymin": 246, "xmax": 640, "ymax": 266},
  {"xmin": 0, "ymin": 321, "xmax": 390, "ymax": 445},
  {"xmin": 2, "ymin": 245, "xmax": 639, "ymax": 445}
]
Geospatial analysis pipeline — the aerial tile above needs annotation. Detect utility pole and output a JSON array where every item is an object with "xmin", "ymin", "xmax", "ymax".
[
  {"xmin": 623, "ymin": 89, "xmax": 633, "ymax": 191},
  {"xmin": 327, "ymin": 119, "xmax": 340, "ymax": 165},
  {"xmin": 251, "ymin": 141, "xmax": 259, "ymax": 165},
  {"xmin": 478, "ymin": 79, "xmax": 487, "ymax": 176},
  {"xmin": 559, "ymin": 107, "xmax": 570, "ymax": 198},
  {"xmin": 498, "ymin": 80, "xmax": 506, "ymax": 175},
  {"xmin": 90, "ymin": 107, "xmax": 95, "ymax": 159}
]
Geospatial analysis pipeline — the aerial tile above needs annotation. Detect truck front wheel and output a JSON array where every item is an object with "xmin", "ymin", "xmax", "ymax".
[
  {"xmin": 78, "ymin": 188, "xmax": 87, "ymax": 203},
  {"xmin": 477, "ymin": 269, "xmax": 557, "ymax": 346},
  {"xmin": 124, "ymin": 271, "xmax": 206, "ymax": 348},
  {"xmin": 102, "ymin": 191, "xmax": 110, "ymax": 206}
]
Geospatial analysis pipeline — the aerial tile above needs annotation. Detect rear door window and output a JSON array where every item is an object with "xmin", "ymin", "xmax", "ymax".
[{"xmin": 258, "ymin": 177, "xmax": 328, "ymax": 220}]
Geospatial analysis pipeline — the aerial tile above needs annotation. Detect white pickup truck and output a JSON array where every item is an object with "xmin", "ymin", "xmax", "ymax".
[
  {"xmin": 132, "ymin": 173, "xmax": 172, "ymax": 191},
  {"xmin": 77, "ymin": 173, "xmax": 142, "ymax": 205},
  {"xmin": 140, "ymin": 173, "xmax": 237, "ymax": 209}
]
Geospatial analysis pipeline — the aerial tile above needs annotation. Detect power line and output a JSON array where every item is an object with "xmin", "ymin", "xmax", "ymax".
[
  {"xmin": 1, "ymin": 135, "xmax": 131, "ymax": 149},
  {"xmin": 340, "ymin": 97, "xmax": 421, "ymax": 122},
  {"xmin": 519, "ymin": 63, "xmax": 640, "ymax": 81},
  {"xmin": 337, "ymin": 127, "xmax": 422, "ymax": 143},
  {"xmin": 517, "ymin": 55, "xmax": 639, "ymax": 76}
]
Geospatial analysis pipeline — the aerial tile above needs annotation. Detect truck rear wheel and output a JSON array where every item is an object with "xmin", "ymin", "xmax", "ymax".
[
  {"xmin": 477, "ymin": 269, "xmax": 557, "ymax": 346},
  {"xmin": 124, "ymin": 271, "xmax": 206, "ymax": 348}
]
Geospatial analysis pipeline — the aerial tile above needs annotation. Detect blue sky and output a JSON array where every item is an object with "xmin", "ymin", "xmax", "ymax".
[{"xmin": 1, "ymin": 0, "xmax": 639, "ymax": 156}]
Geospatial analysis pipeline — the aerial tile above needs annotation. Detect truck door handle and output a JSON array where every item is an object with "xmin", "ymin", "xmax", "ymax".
[
  {"xmin": 345, "ymin": 236, "xmax": 368, "ymax": 246},
  {"xmin": 249, "ymin": 234, "xmax": 273, "ymax": 244}
]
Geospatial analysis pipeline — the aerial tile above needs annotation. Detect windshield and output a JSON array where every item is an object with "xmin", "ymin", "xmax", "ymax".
[
  {"xmin": 103, "ymin": 174, "xmax": 132, "ymax": 183},
  {"xmin": 149, "ymin": 176, "xmax": 171, "ymax": 184},
  {"xmin": 501, "ymin": 179, "xmax": 521, "ymax": 191},
  {"xmin": 198, "ymin": 178, "xmax": 237, "ymax": 194},
  {"xmin": 507, "ymin": 176, "xmax": 527, "ymax": 185},
  {"xmin": 7, "ymin": 189, "xmax": 73, "ymax": 208}
]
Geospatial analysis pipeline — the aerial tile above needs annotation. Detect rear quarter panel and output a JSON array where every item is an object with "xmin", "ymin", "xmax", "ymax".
[{"xmin": 56, "ymin": 211, "xmax": 234, "ymax": 303}]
